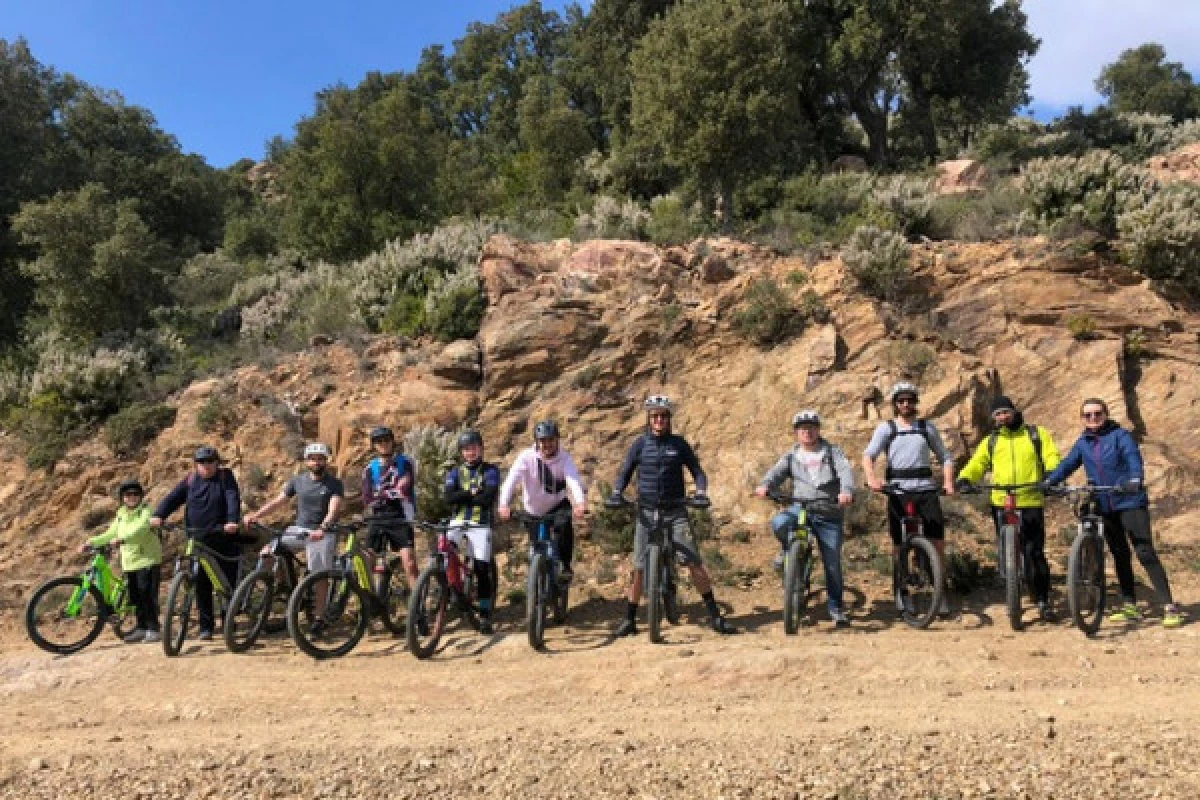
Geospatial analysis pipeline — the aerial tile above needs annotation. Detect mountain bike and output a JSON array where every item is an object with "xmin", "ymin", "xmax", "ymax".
[
  {"xmin": 286, "ymin": 521, "xmax": 408, "ymax": 660},
  {"xmin": 762, "ymin": 491, "xmax": 819, "ymax": 635},
  {"xmin": 514, "ymin": 510, "xmax": 571, "ymax": 650},
  {"xmin": 406, "ymin": 521, "xmax": 494, "ymax": 659},
  {"xmin": 224, "ymin": 523, "xmax": 308, "ymax": 653},
  {"xmin": 963, "ymin": 482, "xmax": 1043, "ymax": 631},
  {"xmin": 605, "ymin": 494, "xmax": 708, "ymax": 644},
  {"xmin": 161, "ymin": 525, "xmax": 252, "ymax": 656},
  {"xmin": 1047, "ymin": 484, "xmax": 1133, "ymax": 636},
  {"xmin": 878, "ymin": 486, "xmax": 944, "ymax": 629},
  {"xmin": 25, "ymin": 544, "xmax": 138, "ymax": 655}
]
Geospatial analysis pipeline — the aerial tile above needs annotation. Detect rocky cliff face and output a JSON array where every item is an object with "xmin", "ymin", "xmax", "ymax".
[{"xmin": 3, "ymin": 234, "xmax": 1199, "ymax": 606}]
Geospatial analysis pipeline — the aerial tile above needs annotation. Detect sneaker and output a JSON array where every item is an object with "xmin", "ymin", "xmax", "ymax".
[
  {"xmin": 1163, "ymin": 605, "xmax": 1184, "ymax": 629},
  {"xmin": 831, "ymin": 610, "xmax": 850, "ymax": 628},
  {"xmin": 1038, "ymin": 602, "xmax": 1057, "ymax": 623},
  {"xmin": 123, "ymin": 629, "xmax": 146, "ymax": 644},
  {"xmin": 772, "ymin": 553, "xmax": 785, "ymax": 573},
  {"xmin": 1108, "ymin": 603, "xmax": 1141, "ymax": 622},
  {"xmin": 198, "ymin": 629, "xmax": 214, "ymax": 641},
  {"xmin": 614, "ymin": 618, "xmax": 638, "ymax": 637},
  {"xmin": 142, "ymin": 630, "xmax": 161, "ymax": 643},
  {"xmin": 710, "ymin": 616, "xmax": 737, "ymax": 635},
  {"xmin": 478, "ymin": 618, "xmax": 494, "ymax": 635}
]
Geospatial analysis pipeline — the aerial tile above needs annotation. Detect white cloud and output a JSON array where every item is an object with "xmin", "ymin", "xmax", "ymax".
[{"xmin": 1024, "ymin": 0, "xmax": 1200, "ymax": 108}]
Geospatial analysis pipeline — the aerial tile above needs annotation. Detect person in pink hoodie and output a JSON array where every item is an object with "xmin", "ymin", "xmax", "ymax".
[{"xmin": 498, "ymin": 420, "xmax": 587, "ymax": 578}]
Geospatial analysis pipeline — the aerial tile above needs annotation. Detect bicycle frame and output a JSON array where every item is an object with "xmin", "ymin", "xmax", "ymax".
[
  {"xmin": 67, "ymin": 552, "xmax": 126, "ymax": 616},
  {"xmin": 179, "ymin": 537, "xmax": 236, "ymax": 598}
]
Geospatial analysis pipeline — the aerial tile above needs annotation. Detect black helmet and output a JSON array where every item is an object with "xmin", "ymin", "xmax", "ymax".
[
  {"xmin": 533, "ymin": 420, "xmax": 560, "ymax": 441},
  {"xmin": 117, "ymin": 479, "xmax": 144, "ymax": 497},
  {"xmin": 194, "ymin": 446, "xmax": 219, "ymax": 463},
  {"xmin": 457, "ymin": 430, "xmax": 484, "ymax": 450},
  {"xmin": 369, "ymin": 426, "xmax": 394, "ymax": 442}
]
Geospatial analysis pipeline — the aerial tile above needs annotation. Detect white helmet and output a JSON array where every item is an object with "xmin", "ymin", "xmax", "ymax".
[
  {"xmin": 792, "ymin": 410, "xmax": 821, "ymax": 427},
  {"xmin": 890, "ymin": 382, "xmax": 919, "ymax": 402},
  {"xmin": 644, "ymin": 395, "xmax": 673, "ymax": 414},
  {"xmin": 304, "ymin": 442, "xmax": 332, "ymax": 459}
]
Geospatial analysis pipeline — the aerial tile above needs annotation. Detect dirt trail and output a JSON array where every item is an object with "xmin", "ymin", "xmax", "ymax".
[{"xmin": 1, "ymin": 583, "xmax": 1199, "ymax": 800}]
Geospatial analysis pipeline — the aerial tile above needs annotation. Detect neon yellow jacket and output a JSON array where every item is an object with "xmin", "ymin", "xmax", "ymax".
[
  {"xmin": 957, "ymin": 424, "xmax": 1061, "ymax": 509},
  {"xmin": 89, "ymin": 504, "xmax": 161, "ymax": 572}
]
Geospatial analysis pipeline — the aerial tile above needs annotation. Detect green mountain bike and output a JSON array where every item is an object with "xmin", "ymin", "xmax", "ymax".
[
  {"xmin": 25, "ymin": 544, "xmax": 138, "ymax": 655},
  {"xmin": 162, "ymin": 526, "xmax": 251, "ymax": 657}
]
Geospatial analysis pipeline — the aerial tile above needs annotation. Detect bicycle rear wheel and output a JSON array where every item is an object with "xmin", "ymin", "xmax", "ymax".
[
  {"xmin": 109, "ymin": 583, "xmax": 138, "ymax": 641},
  {"xmin": 162, "ymin": 571, "xmax": 195, "ymax": 657},
  {"xmin": 1003, "ymin": 525, "xmax": 1024, "ymax": 631},
  {"xmin": 899, "ymin": 537, "xmax": 942, "ymax": 630},
  {"xmin": 552, "ymin": 564, "xmax": 570, "ymax": 625},
  {"xmin": 782, "ymin": 538, "xmax": 809, "ymax": 635},
  {"xmin": 646, "ymin": 544, "xmax": 664, "ymax": 643},
  {"xmin": 1067, "ymin": 531, "xmax": 1106, "ymax": 636},
  {"xmin": 407, "ymin": 567, "xmax": 448, "ymax": 659},
  {"xmin": 381, "ymin": 559, "xmax": 409, "ymax": 636},
  {"xmin": 25, "ymin": 576, "xmax": 107, "ymax": 655},
  {"xmin": 526, "ymin": 553, "xmax": 548, "ymax": 650},
  {"xmin": 224, "ymin": 569, "xmax": 273, "ymax": 653},
  {"xmin": 287, "ymin": 569, "xmax": 369, "ymax": 660}
]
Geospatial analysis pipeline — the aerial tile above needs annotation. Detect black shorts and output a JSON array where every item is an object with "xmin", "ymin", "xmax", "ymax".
[
  {"xmin": 367, "ymin": 520, "xmax": 414, "ymax": 552},
  {"xmin": 886, "ymin": 492, "xmax": 944, "ymax": 545}
]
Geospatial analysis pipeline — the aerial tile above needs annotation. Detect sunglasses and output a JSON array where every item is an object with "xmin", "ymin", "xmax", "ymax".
[
  {"xmin": 895, "ymin": 397, "xmax": 918, "ymax": 405},
  {"xmin": 648, "ymin": 413, "xmax": 670, "ymax": 420},
  {"xmin": 195, "ymin": 458, "xmax": 217, "ymax": 465},
  {"xmin": 1081, "ymin": 410, "xmax": 1106, "ymax": 419}
]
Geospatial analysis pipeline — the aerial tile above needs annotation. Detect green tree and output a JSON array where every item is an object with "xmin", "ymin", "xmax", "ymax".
[
  {"xmin": 1096, "ymin": 43, "xmax": 1200, "ymax": 121},
  {"xmin": 13, "ymin": 184, "xmax": 171, "ymax": 339}
]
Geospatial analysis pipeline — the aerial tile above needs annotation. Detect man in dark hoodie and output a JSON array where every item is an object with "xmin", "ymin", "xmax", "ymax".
[
  {"xmin": 1044, "ymin": 398, "xmax": 1183, "ymax": 628},
  {"xmin": 151, "ymin": 446, "xmax": 243, "ymax": 640},
  {"xmin": 609, "ymin": 395, "xmax": 736, "ymax": 637}
]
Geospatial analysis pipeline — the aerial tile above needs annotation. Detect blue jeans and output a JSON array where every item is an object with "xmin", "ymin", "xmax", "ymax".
[{"xmin": 771, "ymin": 507, "xmax": 845, "ymax": 614}]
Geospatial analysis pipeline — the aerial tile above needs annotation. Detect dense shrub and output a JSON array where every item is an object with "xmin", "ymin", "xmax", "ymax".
[
  {"xmin": 1066, "ymin": 314, "xmax": 1098, "ymax": 341},
  {"xmin": 424, "ymin": 267, "xmax": 486, "ymax": 342},
  {"xmin": 574, "ymin": 195, "xmax": 649, "ymax": 240},
  {"xmin": 1117, "ymin": 183, "xmax": 1200, "ymax": 294},
  {"xmin": 927, "ymin": 186, "xmax": 1033, "ymax": 241},
  {"xmin": 1019, "ymin": 151, "xmax": 1159, "ymax": 237},
  {"xmin": 104, "ymin": 403, "xmax": 176, "ymax": 456},
  {"xmin": 172, "ymin": 251, "xmax": 248, "ymax": 309},
  {"xmin": 26, "ymin": 332, "xmax": 143, "ymax": 419},
  {"xmin": 870, "ymin": 175, "xmax": 935, "ymax": 235},
  {"xmin": 841, "ymin": 225, "xmax": 912, "ymax": 300},
  {"xmin": 647, "ymin": 193, "xmax": 710, "ymax": 245},
  {"xmin": 402, "ymin": 424, "xmax": 462, "ymax": 525},
  {"xmin": 734, "ymin": 278, "xmax": 805, "ymax": 346}
]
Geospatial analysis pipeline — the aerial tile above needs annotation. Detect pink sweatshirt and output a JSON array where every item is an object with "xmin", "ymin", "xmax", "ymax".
[{"xmin": 498, "ymin": 447, "xmax": 587, "ymax": 516}]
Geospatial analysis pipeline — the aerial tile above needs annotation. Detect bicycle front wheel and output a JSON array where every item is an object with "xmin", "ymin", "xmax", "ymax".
[
  {"xmin": 407, "ymin": 567, "xmax": 448, "ymax": 659},
  {"xmin": 526, "ymin": 553, "xmax": 548, "ymax": 650},
  {"xmin": 1003, "ymin": 525, "xmax": 1023, "ymax": 631},
  {"xmin": 782, "ymin": 538, "xmax": 809, "ymax": 635},
  {"xmin": 1067, "ymin": 531, "xmax": 1106, "ymax": 636},
  {"xmin": 162, "ymin": 570, "xmax": 195, "ymax": 657},
  {"xmin": 899, "ymin": 537, "xmax": 942, "ymax": 630},
  {"xmin": 288, "ymin": 570, "xmax": 369, "ymax": 660},
  {"xmin": 25, "ymin": 576, "xmax": 107, "ymax": 655},
  {"xmin": 225, "ymin": 569, "xmax": 274, "ymax": 653},
  {"xmin": 646, "ymin": 544, "xmax": 664, "ymax": 644}
]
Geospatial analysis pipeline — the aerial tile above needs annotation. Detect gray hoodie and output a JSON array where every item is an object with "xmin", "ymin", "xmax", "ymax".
[{"xmin": 759, "ymin": 440, "xmax": 856, "ymax": 518}]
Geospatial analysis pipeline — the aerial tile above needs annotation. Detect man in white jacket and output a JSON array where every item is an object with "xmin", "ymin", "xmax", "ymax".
[{"xmin": 498, "ymin": 420, "xmax": 587, "ymax": 577}]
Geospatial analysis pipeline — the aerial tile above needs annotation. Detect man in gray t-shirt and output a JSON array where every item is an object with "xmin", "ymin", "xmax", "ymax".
[
  {"xmin": 862, "ymin": 383, "xmax": 956, "ymax": 613},
  {"xmin": 246, "ymin": 443, "xmax": 344, "ymax": 572}
]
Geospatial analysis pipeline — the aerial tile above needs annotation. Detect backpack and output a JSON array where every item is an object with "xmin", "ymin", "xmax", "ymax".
[
  {"xmin": 367, "ymin": 454, "xmax": 415, "ymax": 489},
  {"xmin": 881, "ymin": 419, "xmax": 940, "ymax": 480},
  {"xmin": 987, "ymin": 424, "xmax": 1046, "ymax": 479}
]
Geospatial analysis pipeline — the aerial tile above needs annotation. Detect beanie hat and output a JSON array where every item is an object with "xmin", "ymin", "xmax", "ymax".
[{"xmin": 990, "ymin": 395, "xmax": 1016, "ymax": 415}]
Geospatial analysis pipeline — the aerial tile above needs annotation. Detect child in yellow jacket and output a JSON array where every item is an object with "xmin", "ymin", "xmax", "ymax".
[{"xmin": 86, "ymin": 479, "xmax": 162, "ymax": 643}]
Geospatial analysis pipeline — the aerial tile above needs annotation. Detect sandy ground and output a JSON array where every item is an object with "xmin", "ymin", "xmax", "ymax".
[{"xmin": 1, "ymin": 579, "xmax": 1199, "ymax": 800}]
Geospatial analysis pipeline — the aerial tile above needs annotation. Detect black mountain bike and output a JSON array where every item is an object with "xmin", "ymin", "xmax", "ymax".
[
  {"xmin": 878, "ymin": 486, "xmax": 944, "ymax": 629},
  {"xmin": 762, "ymin": 491, "xmax": 819, "ymax": 634},
  {"xmin": 1047, "ymin": 484, "xmax": 1132, "ymax": 636},
  {"xmin": 606, "ymin": 494, "xmax": 708, "ymax": 644},
  {"xmin": 514, "ymin": 510, "xmax": 571, "ymax": 650},
  {"xmin": 224, "ymin": 523, "xmax": 308, "ymax": 653}
]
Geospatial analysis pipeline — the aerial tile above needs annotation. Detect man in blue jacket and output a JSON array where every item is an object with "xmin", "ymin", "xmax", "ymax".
[
  {"xmin": 1044, "ymin": 398, "xmax": 1182, "ymax": 628},
  {"xmin": 151, "ymin": 446, "xmax": 244, "ymax": 640}
]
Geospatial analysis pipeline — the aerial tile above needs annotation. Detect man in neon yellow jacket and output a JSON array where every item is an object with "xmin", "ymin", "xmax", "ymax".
[
  {"xmin": 87, "ymin": 479, "xmax": 162, "ymax": 643},
  {"xmin": 957, "ymin": 396, "xmax": 1061, "ymax": 620}
]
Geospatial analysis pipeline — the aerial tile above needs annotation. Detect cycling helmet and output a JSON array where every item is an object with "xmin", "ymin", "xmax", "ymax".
[
  {"xmin": 457, "ymin": 430, "xmax": 484, "ymax": 449},
  {"xmin": 304, "ymin": 442, "xmax": 332, "ymax": 459},
  {"xmin": 117, "ymin": 479, "xmax": 144, "ymax": 496},
  {"xmin": 792, "ymin": 410, "xmax": 821, "ymax": 428},
  {"xmin": 368, "ymin": 426, "xmax": 394, "ymax": 442},
  {"xmin": 194, "ymin": 446, "xmax": 220, "ymax": 463},
  {"xmin": 890, "ymin": 382, "xmax": 919, "ymax": 402},
  {"xmin": 644, "ymin": 395, "xmax": 673, "ymax": 414},
  {"xmin": 533, "ymin": 420, "xmax": 560, "ymax": 441}
]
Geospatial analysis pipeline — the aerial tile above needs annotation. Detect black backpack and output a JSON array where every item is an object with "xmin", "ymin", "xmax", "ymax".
[{"xmin": 987, "ymin": 424, "xmax": 1047, "ymax": 478}]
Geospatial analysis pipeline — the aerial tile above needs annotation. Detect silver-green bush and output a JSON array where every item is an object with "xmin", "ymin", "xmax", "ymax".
[
  {"xmin": 1019, "ymin": 150, "xmax": 1159, "ymax": 237},
  {"xmin": 841, "ymin": 225, "xmax": 912, "ymax": 301},
  {"xmin": 1117, "ymin": 183, "xmax": 1200, "ymax": 293}
]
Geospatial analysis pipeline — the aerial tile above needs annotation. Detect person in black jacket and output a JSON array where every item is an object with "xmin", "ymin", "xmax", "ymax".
[
  {"xmin": 150, "ymin": 446, "xmax": 243, "ymax": 640},
  {"xmin": 610, "ymin": 396, "xmax": 736, "ymax": 637}
]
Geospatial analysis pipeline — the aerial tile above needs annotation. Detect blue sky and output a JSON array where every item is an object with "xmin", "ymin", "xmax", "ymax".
[{"xmin": 3, "ymin": 0, "xmax": 1199, "ymax": 167}]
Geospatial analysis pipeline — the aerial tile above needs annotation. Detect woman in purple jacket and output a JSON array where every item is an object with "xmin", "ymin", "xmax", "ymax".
[{"xmin": 1044, "ymin": 398, "xmax": 1183, "ymax": 628}]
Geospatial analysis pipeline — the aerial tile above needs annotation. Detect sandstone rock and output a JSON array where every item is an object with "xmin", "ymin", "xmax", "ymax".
[
  {"xmin": 1146, "ymin": 142, "xmax": 1200, "ymax": 185},
  {"xmin": 430, "ymin": 340, "xmax": 482, "ymax": 388},
  {"xmin": 935, "ymin": 159, "xmax": 990, "ymax": 194}
]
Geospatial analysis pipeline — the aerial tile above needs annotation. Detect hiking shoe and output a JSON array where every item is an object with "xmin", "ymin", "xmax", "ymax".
[
  {"xmin": 1108, "ymin": 603, "xmax": 1141, "ymax": 622},
  {"xmin": 1163, "ymin": 605, "xmax": 1184, "ymax": 629},
  {"xmin": 142, "ymin": 630, "xmax": 161, "ymax": 643},
  {"xmin": 123, "ymin": 629, "xmax": 146, "ymax": 644},
  {"xmin": 614, "ymin": 618, "xmax": 638, "ymax": 637},
  {"xmin": 478, "ymin": 618, "xmax": 494, "ymax": 635},
  {"xmin": 710, "ymin": 616, "xmax": 737, "ymax": 635},
  {"xmin": 938, "ymin": 596, "xmax": 951, "ymax": 616},
  {"xmin": 831, "ymin": 610, "xmax": 850, "ymax": 629},
  {"xmin": 198, "ymin": 629, "xmax": 214, "ymax": 641},
  {"xmin": 1038, "ymin": 602, "xmax": 1057, "ymax": 623}
]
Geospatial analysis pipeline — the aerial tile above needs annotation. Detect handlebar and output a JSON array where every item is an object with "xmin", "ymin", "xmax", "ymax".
[
  {"xmin": 958, "ymin": 482, "xmax": 1044, "ymax": 495},
  {"xmin": 604, "ymin": 494, "xmax": 710, "ymax": 511},
  {"xmin": 1044, "ymin": 484, "xmax": 1137, "ymax": 498}
]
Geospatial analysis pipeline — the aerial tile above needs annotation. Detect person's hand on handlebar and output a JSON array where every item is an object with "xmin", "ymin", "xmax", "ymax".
[
  {"xmin": 224, "ymin": 522, "xmax": 240, "ymax": 534},
  {"xmin": 1120, "ymin": 479, "xmax": 1142, "ymax": 493},
  {"xmin": 867, "ymin": 477, "xmax": 883, "ymax": 492},
  {"xmin": 497, "ymin": 506, "xmax": 512, "ymax": 522},
  {"xmin": 955, "ymin": 478, "xmax": 974, "ymax": 492},
  {"xmin": 149, "ymin": 517, "xmax": 163, "ymax": 529},
  {"xmin": 838, "ymin": 492, "xmax": 853, "ymax": 507},
  {"xmin": 572, "ymin": 505, "xmax": 585, "ymax": 520},
  {"xmin": 942, "ymin": 479, "xmax": 956, "ymax": 496},
  {"xmin": 753, "ymin": 486, "xmax": 768, "ymax": 498},
  {"xmin": 605, "ymin": 492, "xmax": 626, "ymax": 508}
]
